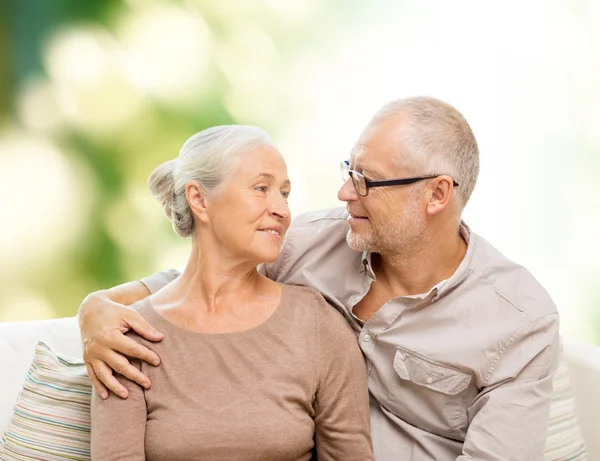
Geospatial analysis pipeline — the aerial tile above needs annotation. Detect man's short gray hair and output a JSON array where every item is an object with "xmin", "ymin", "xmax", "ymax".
[
  {"xmin": 375, "ymin": 96, "xmax": 480, "ymax": 214},
  {"xmin": 148, "ymin": 125, "xmax": 272, "ymax": 238}
]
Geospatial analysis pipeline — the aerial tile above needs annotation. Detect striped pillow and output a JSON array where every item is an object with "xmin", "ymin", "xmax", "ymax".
[
  {"xmin": 0, "ymin": 341, "xmax": 91, "ymax": 460},
  {"xmin": 544, "ymin": 350, "xmax": 587, "ymax": 461}
]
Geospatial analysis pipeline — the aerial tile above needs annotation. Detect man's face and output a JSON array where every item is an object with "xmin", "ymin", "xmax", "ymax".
[{"xmin": 337, "ymin": 114, "xmax": 430, "ymax": 255}]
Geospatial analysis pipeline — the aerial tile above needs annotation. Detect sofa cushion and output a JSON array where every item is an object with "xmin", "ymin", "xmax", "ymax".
[
  {"xmin": 543, "ymin": 346, "xmax": 588, "ymax": 461},
  {"xmin": 0, "ymin": 317, "xmax": 82, "ymax": 435},
  {"xmin": 0, "ymin": 342, "xmax": 91, "ymax": 460},
  {"xmin": 562, "ymin": 336, "xmax": 600, "ymax": 460}
]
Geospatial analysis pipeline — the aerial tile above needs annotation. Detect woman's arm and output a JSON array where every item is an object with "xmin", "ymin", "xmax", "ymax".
[
  {"xmin": 312, "ymin": 297, "xmax": 374, "ymax": 461},
  {"xmin": 91, "ymin": 356, "xmax": 147, "ymax": 460}
]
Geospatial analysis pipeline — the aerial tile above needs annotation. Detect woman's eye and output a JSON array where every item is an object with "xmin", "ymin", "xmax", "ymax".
[
  {"xmin": 281, "ymin": 191, "xmax": 290, "ymax": 199},
  {"xmin": 255, "ymin": 186, "xmax": 268, "ymax": 193}
]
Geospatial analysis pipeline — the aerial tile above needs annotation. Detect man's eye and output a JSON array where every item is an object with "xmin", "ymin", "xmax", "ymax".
[
  {"xmin": 255, "ymin": 186, "xmax": 268, "ymax": 193},
  {"xmin": 281, "ymin": 191, "xmax": 290, "ymax": 199}
]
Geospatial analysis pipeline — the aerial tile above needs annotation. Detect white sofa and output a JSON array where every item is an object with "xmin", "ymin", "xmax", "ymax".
[{"xmin": 1, "ymin": 317, "xmax": 599, "ymax": 459}]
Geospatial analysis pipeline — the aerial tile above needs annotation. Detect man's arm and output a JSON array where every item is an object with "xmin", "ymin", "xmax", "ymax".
[
  {"xmin": 457, "ymin": 313, "xmax": 560, "ymax": 460},
  {"xmin": 78, "ymin": 270, "xmax": 179, "ymax": 399}
]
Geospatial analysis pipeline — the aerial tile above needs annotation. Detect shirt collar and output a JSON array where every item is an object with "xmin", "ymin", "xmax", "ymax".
[
  {"xmin": 360, "ymin": 251, "xmax": 376, "ymax": 279},
  {"xmin": 431, "ymin": 222, "xmax": 474, "ymax": 300},
  {"xmin": 359, "ymin": 221, "xmax": 475, "ymax": 301}
]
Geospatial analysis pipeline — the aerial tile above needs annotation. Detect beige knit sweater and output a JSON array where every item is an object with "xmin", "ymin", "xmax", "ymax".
[{"xmin": 91, "ymin": 284, "xmax": 374, "ymax": 460}]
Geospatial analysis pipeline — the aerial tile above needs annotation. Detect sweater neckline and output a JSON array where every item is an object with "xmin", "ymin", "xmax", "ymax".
[{"xmin": 138, "ymin": 284, "xmax": 290, "ymax": 340}]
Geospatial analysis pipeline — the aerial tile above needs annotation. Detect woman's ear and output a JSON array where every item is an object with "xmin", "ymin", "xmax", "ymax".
[{"xmin": 186, "ymin": 181, "xmax": 209, "ymax": 223}]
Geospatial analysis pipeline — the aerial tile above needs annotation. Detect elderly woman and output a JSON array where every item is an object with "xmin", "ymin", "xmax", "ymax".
[{"xmin": 90, "ymin": 125, "xmax": 373, "ymax": 460}]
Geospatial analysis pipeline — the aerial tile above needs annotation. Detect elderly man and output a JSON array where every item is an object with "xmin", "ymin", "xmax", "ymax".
[{"xmin": 79, "ymin": 96, "xmax": 559, "ymax": 460}]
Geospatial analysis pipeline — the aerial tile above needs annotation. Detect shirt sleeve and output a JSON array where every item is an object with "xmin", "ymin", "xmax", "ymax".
[
  {"xmin": 312, "ymin": 293, "xmax": 375, "ymax": 461},
  {"xmin": 262, "ymin": 241, "xmax": 289, "ymax": 281},
  {"xmin": 91, "ymin": 357, "xmax": 147, "ymax": 460},
  {"xmin": 139, "ymin": 269, "xmax": 181, "ymax": 294},
  {"xmin": 457, "ymin": 312, "xmax": 560, "ymax": 461}
]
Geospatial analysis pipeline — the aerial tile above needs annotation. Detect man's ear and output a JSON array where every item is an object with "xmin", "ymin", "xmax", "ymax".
[
  {"xmin": 186, "ymin": 181, "xmax": 209, "ymax": 223},
  {"xmin": 426, "ymin": 176, "xmax": 455, "ymax": 216}
]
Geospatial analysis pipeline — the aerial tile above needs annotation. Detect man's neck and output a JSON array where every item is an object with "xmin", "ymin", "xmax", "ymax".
[{"xmin": 373, "ymin": 226, "xmax": 468, "ymax": 298}]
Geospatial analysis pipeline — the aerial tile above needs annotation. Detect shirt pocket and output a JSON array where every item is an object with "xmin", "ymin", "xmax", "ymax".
[{"xmin": 391, "ymin": 346, "xmax": 473, "ymax": 437}]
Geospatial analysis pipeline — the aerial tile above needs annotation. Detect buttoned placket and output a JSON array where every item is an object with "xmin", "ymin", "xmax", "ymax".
[
  {"xmin": 353, "ymin": 251, "xmax": 447, "ymax": 377},
  {"xmin": 346, "ymin": 254, "xmax": 376, "ymax": 373}
]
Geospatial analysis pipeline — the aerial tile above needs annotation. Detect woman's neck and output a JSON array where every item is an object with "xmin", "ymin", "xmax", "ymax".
[{"xmin": 151, "ymin": 240, "xmax": 269, "ymax": 314}]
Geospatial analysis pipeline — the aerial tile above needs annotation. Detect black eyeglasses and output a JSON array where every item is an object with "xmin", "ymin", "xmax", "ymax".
[{"xmin": 340, "ymin": 160, "xmax": 459, "ymax": 197}]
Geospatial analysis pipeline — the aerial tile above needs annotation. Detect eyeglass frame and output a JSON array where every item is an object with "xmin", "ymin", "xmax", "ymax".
[{"xmin": 340, "ymin": 160, "xmax": 459, "ymax": 197}]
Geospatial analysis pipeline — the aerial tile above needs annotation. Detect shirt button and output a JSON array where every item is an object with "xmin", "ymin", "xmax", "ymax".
[
  {"xmin": 363, "ymin": 334, "xmax": 371, "ymax": 342},
  {"xmin": 426, "ymin": 376, "xmax": 433, "ymax": 384}
]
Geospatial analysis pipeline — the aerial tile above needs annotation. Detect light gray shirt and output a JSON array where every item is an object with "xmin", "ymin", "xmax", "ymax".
[{"xmin": 142, "ymin": 206, "xmax": 560, "ymax": 461}]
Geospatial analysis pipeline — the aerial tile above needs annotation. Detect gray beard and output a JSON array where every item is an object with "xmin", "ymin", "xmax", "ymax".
[{"xmin": 345, "ymin": 206, "xmax": 429, "ymax": 256}]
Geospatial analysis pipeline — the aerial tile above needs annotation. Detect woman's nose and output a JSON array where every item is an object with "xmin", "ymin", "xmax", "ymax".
[{"xmin": 269, "ymin": 196, "xmax": 290, "ymax": 220}]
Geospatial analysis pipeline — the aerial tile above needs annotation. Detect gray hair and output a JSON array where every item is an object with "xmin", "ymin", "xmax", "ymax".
[
  {"xmin": 375, "ymin": 96, "xmax": 480, "ymax": 214},
  {"xmin": 148, "ymin": 125, "xmax": 272, "ymax": 237}
]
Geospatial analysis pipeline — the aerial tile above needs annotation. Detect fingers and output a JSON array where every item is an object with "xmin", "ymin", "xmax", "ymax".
[
  {"xmin": 125, "ymin": 311, "xmax": 164, "ymax": 342},
  {"xmin": 91, "ymin": 360, "xmax": 129, "ymax": 399},
  {"xmin": 112, "ymin": 331, "xmax": 161, "ymax": 367},
  {"xmin": 78, "ymin": 290, "xmax": 159, "ymax": 398},
  {"xmin": 85, "ymin": 335, "xmax": 153, "ymax": 398},
  {"xmin": 103, "ymin": 350, "xmax": 152, "ymax": 390},
  {"xmin": 86, "ymin": 362, "xmax": 108, "ymax": 400}
]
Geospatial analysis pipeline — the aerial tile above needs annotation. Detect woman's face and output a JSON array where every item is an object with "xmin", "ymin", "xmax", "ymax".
[{"xmin": 202, "ymin": 144, "xmax": 292, "ymax": 264}]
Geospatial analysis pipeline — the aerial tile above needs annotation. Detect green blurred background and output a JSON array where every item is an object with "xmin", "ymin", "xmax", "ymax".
[{"xmin": 1, "ymin": 0, "xmax": 599, "ymax": 345}]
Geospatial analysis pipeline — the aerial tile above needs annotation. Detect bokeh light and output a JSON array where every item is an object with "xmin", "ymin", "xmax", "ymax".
[
  {"xmin": 117, "ymin": 4, "xmax": 212, "ymax": 105},
  {"xmin": 44, "ymin": 25, "xmax": 144, "ymax": 135},
  {"xmin": 0, "ymin": 293, "xmax": 56, "ymax": 323},
  {"xmin": 0, "ymin": 132, "xmax": 89, "ymax": 273}
]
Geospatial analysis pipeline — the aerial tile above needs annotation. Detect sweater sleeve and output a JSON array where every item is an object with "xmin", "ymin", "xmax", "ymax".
[
  {"xmin": 91, "ymin": 357, "xmax": 147, "ymax": 460},
  {"xmin": 312, "ymin": 294, "xmax": 374, "ymax": 460}
]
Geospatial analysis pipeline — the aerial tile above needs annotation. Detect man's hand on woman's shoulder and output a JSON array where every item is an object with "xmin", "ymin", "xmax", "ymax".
[{"xmin": 78, "ymin": 281, "xmax": 163, "ymax": 399}]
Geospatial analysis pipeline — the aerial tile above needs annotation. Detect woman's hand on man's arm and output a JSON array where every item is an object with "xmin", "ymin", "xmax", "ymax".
[{"xmin": 78, "ymin": 280, "xmax": 163, "ymax": 400}]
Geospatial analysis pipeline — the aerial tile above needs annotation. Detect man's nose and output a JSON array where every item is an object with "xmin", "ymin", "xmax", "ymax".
[{"xmin": 338, "ymin": 178, "xmax": 359, "ymax": 202}]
